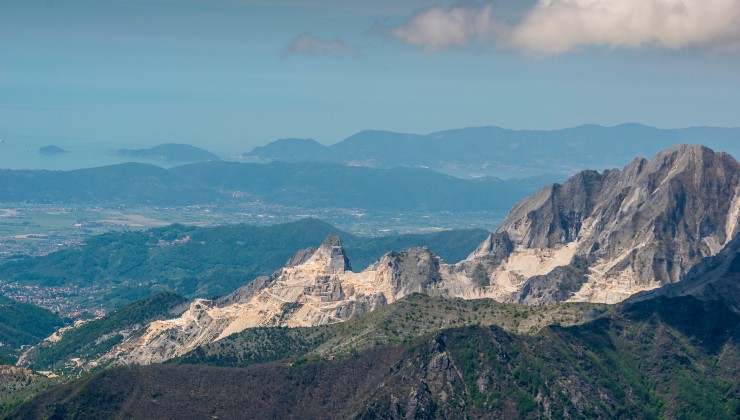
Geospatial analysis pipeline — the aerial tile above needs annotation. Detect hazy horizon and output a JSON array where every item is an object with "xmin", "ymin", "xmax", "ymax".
[{"xmin": 3, "ymin": 122, "xmax": 740, "ymax": 157}]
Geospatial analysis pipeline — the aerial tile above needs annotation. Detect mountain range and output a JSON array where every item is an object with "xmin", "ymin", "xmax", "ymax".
[
  {"xmin": 5, "ymin": 143, "xmax": 739, "ymax": 418},
  {"xmin": 24, "ymin": 144, "xmax": 736, "ymax": 368},
  {"xmin": 244, "ymin": 124, "xmax": 740, "ymax": 178},
  {"xmin": 11, "ymin": 234, "xmax": 738, "ymax": 417}
]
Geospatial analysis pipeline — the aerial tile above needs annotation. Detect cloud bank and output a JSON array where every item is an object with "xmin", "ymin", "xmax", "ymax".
[
  {"xmin": 387, "ymin": 5, "xmax": 499, "ymax": 51},
  {"xmin": 283, "ymin": 33, "xmax": 362, "ymax": 57},
  {"xmin": 384, "ymin": 0, "xmax": 740, "ymax": 54}
]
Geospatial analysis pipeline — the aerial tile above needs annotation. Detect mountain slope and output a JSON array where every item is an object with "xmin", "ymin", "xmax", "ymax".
[
  {"xmin": 172, "ymin": 294, "xmax": 606, "ymax": 369},
  {"xmin": 0, "ymin": 297, "xmax": 66, "ymax": 360},
  {"xmin": 17, "ymin": 292, "xmax": 188, "ymax": 371},
  {"xmin": 11, "ymin": 295, "xmax": 738, "ymax": 419},
  {"xmin": 246, "ymin": 138, "xmax": 326, "ymax": 162}
]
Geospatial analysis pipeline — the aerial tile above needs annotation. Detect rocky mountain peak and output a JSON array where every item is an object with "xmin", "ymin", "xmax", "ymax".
[
  {"xmin": 471, "ymin": 232, "xmax": 513, "ymax": 257},
  {"xmin": 464, "ymin": 232, "xmax": 514, "ymax": 275},
  {"xmin": 494, "ymin": 168, "xmax": 609, "ymax": 249},
  {"xmin": 470, "ymin": 144, "xmax": 739, "ymax": 304},
  {"xmin": 303, "ymin": 234, "xmax": 352, "ymax": 274}
]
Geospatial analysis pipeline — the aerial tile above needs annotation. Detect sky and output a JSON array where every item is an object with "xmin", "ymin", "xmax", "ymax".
[{"xmin": 1, "ymin": 0, "xmax": 740, "ymax": 153}]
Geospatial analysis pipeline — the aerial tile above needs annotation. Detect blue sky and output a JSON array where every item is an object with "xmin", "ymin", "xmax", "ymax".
[{"xmin": 1, "ymin": 0, "xmax": 739, "ymax": 153}]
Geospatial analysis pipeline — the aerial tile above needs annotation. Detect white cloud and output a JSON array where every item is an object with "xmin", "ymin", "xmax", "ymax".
[
  {"xmin": 283, "ymin": 33, "xmax": 362, "ymax": 57},
  {"xmin": 509, "ymin": 0, "xmax": 740, "ymax": 54},
  {"xmin": 383, "ymin": 0, "xmax": 740, "ymax": 54},
  {"xmin": 385, "ymin": 4, "xmax": 500, "ymax": 51}
]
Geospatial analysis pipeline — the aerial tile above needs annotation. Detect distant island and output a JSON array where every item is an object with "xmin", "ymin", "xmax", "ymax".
[
  {"xmin": 38, "ymin": 145, "xmax": 68, "ymax": 155},
  {"xmin": 115, "ymin": 143, "xmax": 220, "ymax": 163}
]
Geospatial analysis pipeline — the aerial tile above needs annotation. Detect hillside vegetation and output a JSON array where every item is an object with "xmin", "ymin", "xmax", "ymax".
[
  {"xmin": 12, "ymin": 295, "xmax": 738, "ymax": 419},
  {"xmin": 0, "ymin": 296, "xmax": 66, "ymax": 360},
  {"xmin": 174, "ymin": 294, "xmax": 607, "ymax": 368},
  {"xmin": 22, "ymin": 293, "xmax": 188, "ymax": 371}
]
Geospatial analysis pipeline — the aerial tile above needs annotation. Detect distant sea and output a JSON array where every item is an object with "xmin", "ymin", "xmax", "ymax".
[{"xmin": 0, "ymin": 139, "xmax": 190, "ymax": 171}]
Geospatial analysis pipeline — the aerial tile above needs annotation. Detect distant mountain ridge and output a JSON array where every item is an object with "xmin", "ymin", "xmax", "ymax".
[
  {"xmin": 0, "ymin": 161, "xmax": 551, "ymax": 212},
  {"xmin": 244, "ymin": 124, "xmax": 740, "ymax": 177}
]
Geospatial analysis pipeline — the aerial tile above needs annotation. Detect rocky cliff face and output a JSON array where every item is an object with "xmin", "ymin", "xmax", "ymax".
[
  {"xmin": 471, "ymin": 144, "xmax": 740, "ymax": 304},
  {"xmin": 95, "ymin": 145, "xmax": 738, "ymax": 365},
  {"xmin": 626, "ymin": 235, "xmax": 739, "ymax": 312}
]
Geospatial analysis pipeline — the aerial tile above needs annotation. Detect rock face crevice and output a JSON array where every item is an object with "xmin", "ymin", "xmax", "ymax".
[{"xmin": 93, "ymin": 145, "xmax": 738, "ymax": 365}]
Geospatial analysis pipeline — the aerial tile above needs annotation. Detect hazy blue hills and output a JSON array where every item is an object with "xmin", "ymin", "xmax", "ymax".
[
  {"xmin": 244, "ymin": 124, "xmax": 740, "ymax": 177},
  {"xmin": 248, "ymin": 138, "xmax": 326, "ymax": 161},
  {"xmin": 0, "ymin": 161, "xmax": 553, "ymax": 212},
  {"xmin": 0, "ymin": 219, "xmax": 488, "ymax": 310},
  {"xmin": 114, "ymin": 143, "xmax": 221, "ymax": 162}
]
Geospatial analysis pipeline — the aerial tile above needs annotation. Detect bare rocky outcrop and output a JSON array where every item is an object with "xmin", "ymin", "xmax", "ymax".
[{"xmin": 101, "ymin": 237, "xmax": 451, "ymax": 365}]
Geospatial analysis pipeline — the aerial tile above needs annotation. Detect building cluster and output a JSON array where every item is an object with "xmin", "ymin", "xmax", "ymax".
[{"xmin": 0, "ymin": 280, "xmax": 104, "ymax": 318}]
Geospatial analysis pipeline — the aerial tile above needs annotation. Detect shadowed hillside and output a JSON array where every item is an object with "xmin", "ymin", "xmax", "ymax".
[{"xmin": 11, "ymin": 295, "xmax": 738, "ymax": 419}]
